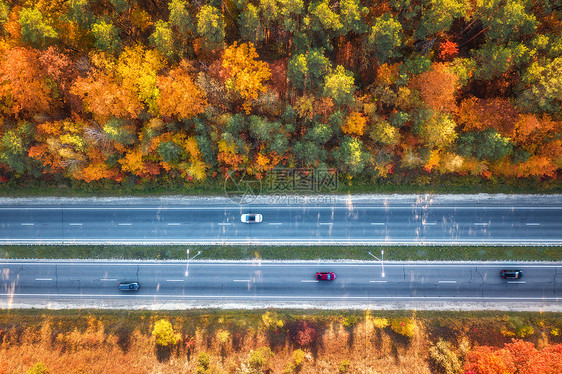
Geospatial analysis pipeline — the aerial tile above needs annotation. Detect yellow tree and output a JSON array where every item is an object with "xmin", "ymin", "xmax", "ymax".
[
  {"xmin": 342, "ymin": 112, "xmax": 367, "ymax": 136},
  {"xmin": 115, "ymin": 45, "xmax": 164, "ymax": 115},
  {"xmin": 222, "ymin": 42, "xmax": 271, "ymax": 113},
  {"xmin": 156, "ymin": 60, "xmax": 207, "ymax": 120}
]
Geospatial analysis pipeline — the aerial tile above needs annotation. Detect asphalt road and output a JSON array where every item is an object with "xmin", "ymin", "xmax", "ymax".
[
  {"xmin": 1, "ymin": 261, "xmax": 560, "ymax": 310},
  {"xmin": 0, "ymin": 195, "xmax": 561, "ymax": 245}
]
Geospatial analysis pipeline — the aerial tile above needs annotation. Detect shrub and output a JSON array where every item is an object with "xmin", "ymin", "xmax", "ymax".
[
  {"xmin": 248, "ymin": 347, "xmax": 274, "ymax": 370},
  {"xmin": 217, "ymin": 329, "xmax": 231, "ymax": 344},
  {"xmin": 339, "ymin": 359, "xmax": 351, "ymax": 373},
  {"xmin": 262, "ymin": 311, "xmax": 284, "ymax": 330},
  {"xmin": 291, "ymin": 320, "xmax": 319, "ymax": 347},
  {"xmin": 26, "ymin": 362, "xmax": 48, "ymax": 374},
  {"xmin": 152, "ymin": 319, "xmax": 181, "ymax": 347},
  {"xmin": 516, "ymin": 325, "xmax": 534, "ymax": 338},
  {"xmin": 372, "ymin": 317, "xmax": 389, "ymax": 329},
  {"xmin": 342, "ymin": 315, "xmax": 358, "ymax": 328},
  {"xmin": 391, "ymin": 318, "xmax": 416, "ymax": 338},
  {"xmin": 196, "ymin": 352, "xmax": 211, "ymax": 374},
  {"xmin": 283, "ymin": 349, "xmax": 306, "ymax": 373},
  {"xmin": 429, "ymin": 339, "xmax": 461, "ymax": 374}
]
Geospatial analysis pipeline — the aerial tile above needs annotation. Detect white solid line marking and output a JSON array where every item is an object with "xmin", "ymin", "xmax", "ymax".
[
  {"xmin": 3, "ymin": 206, "xmax": 559, "ymax": 211},
  {"xmin": 369, "ymin": 280, "xmax": 388, "ymax": 283},
  {"xmin": 233, "ymin": 279, "xmax": 250, "ymax": 282},
  {"xmin": 35, "ymin": 278, "xmax": 52, "ymax": 281},
  {"xmin": 69, "ymin": 223, "xmax": 83, "ymax": 226},
  {"xmin": 166, "ymin": 279, "xmax": 184, "ymax": 282},
  {"xmin": 100, "ymin": 278, "xmax": 117, "ymax": 281},
  {"xmin": 2, "ymin": 239, "xmax": 562, "ymax": 244},
  {"xmin": 370, "ymin": 223, "xmax": 385, "ymax": 225},
  {"xmin": 439, "ymin": 281, "xmax": 457, "ymax": 284},
  {"xmin": 423, "ymin": 222, "xmax": 437, "ymax": 226},
  {"xmin": 319, "ymin": 223, "xmax": 333, "ymax": 225},
  {"xmin": 167, "ymin": 223, "xmax": 181, "ymax": 226},
  {"xmin": 508, "ymin": 281, "xmax": 526, "ymax": 284},
  {"xmin": 474, "ymin": 223, "xmax": 488, "ymax": 226},
  {"xmin": 20, "ymin": 223, "xmax": 34, "ymax": 226},
  {"xmin": 218, "ymin": 223, "xmax": 232, "ymax": 226},
  {"xmin": 268, "ymin": 223, "xmax": 283, "ymax": 225},
  {"xmin": 301, "ymin": 280, "xmax": 319, "ymax": 283},
  {"xmin": 525, "ymin": 223, "xmax": 540, "ymax": 226},
  {"xmin": 2, "ymin": 293, "xmax": 559, "ymax": 301},
  {"xmin": 118, "ymin": 223, "xmax": 132, "ymax": 226}
]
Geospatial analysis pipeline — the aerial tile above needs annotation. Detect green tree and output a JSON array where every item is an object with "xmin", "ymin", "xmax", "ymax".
[
  {"xmin": 260, "ymin": 0, "xmax": 279, "ymax": 26},
  {"xmin": 339, "ymin": 0, "xmax": 367, "ymax": 34},
  {"xmin": 91, "ymin": 20, "xmax": 121, "ymax": 53},
  {"xmin": 294, "ymin": 140, "xmax": 327, "ymax": 165},
  {"xmin": 19, "ymin": 7, "xmax": 58, "ymax": 47},
  {"xmin": 111, "ymin": 0, "xmax": 129, "ymax": 13},
  {"xmin": 0, "ymin": 1, "xmax": 8, "ymax": 28},
  {"xmin": 369, "ymin": 118, "xmax": 400, "ymax": 146},
  {"xmin": 288, "ymin": 49, "xmax": 331, "ymax": 91},
  {"xmin": 305, "ymin": 122, "xmax": 334, "ymax": 144},
  {"xmin": 68, "ymin": 0, "xmax": 93, "ymax": 27},
  {"xmin": 150, "ymin": 21, "xmax": 174, "ymax": 58},
  {"xmin": 397, "ymin": 56, "xmax": 431, "ymax": 84},
  {"xmin": 333, "ymin": 136, "xmax": 368, "ymax": 175},
  {"xmin": 197, "ymin": 5, "xmax": 224, "ymax": 51},
  {"xmin": 323, "ymin": 65, "xmax": 355, "ymax": 106},
  {"xmin": 456, "ymin": 129, "xmax": 513, "ymax": 161},
  {"xmin": 479, "ymin": 0, "xmax": 537, "ymax": 42},
  {"xmin": 415, "ymin": 112, "xmax": 457, "ymax": 149},
  {"xmin": 309, "ymin": 0, "xmax": 342, "ymax": 33},
  {"xmin": 158, "ymin": 141, "xmax": 183, "ymax": 163},
  {"xmin": 103, "ymin": 118, "xmax": 136, "ymax": 145},
  {"xmin": 472, "ymin": 42, "xmax": 534, "ymax": 80},
  {"xmin": 0, "ymin": 123, "xmax": 39, "ymax": 175},
  {"xmin": 239, "ymin": 3, "xmax": 263, "ymax": 43},
  {"xmin": 517, "ymin": 57, "xmax": 562, "ymax": 114},
  {"xmin": 366, "ymin": 14, "xmax": 402, "ymax": 63},
  {"xmin": 278, "ymin": 0, "xmax": 304, "ymax": 35},
  {"xmin": 152, "ymin": 319, "xmax": 181, "ymax": 347},
  {"xmin": 416, "ymin": 0, "xmax": 471, "ymax": 39},
  {"xmin": 169, "ymin": 0, "xmax": 194, "ymax": 37}
]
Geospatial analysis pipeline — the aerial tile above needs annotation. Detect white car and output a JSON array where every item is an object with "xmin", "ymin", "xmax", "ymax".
[{"xmin": 241, "ymin": 214, "xmax": 263, "ymax": 223}]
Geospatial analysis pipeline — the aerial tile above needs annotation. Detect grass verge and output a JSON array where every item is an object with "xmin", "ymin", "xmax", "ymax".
[
  {"xmin": 1, "ymin": 245, "xmax": 560, "ymax": 261},
  {"xmin": 0, "ymin": 174, "xmax": 560, "ymax": 197}
]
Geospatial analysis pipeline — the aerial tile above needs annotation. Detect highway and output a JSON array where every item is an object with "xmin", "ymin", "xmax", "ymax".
[
  {"xmin": 0, "ymin": 195, "xmax": 561, "ymax": 245},
  {"xmin": 1, "ymin": 260, "xmax": 560, "ymax": 310}
]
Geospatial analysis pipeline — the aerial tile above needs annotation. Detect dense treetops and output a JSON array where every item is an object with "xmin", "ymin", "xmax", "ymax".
[{"xmin": 0, "ymin": 0, "xmax": 560, "ymax": 187}]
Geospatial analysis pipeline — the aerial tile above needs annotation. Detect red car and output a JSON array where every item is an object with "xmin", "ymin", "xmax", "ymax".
[{"xmin": 316, "ymin": 272, "xmax": 336, "ymax": 281}]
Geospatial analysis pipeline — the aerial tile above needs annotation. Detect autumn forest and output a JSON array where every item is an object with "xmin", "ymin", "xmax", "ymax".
[{"xmin": 0, "ymin": 0, "xmax": 561, "ymax": 189}]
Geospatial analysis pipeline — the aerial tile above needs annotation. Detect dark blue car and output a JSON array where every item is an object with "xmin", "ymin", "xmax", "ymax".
[{"xmin": 118, "ymin": 282, "xmax": 140, "ymax": 291}]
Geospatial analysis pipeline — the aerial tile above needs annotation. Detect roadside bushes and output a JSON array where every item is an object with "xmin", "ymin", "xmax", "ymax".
[
  {"xmin": 391, "ymin": 317, "xmax": 417, "ymax": 338},
  {"xmin": 152, "ymin": 319, "xmax": 181, "ymax": 347}
]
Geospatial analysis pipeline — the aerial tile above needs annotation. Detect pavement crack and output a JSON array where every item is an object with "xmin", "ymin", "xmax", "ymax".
[
  {"xmin": 473, "ymin": 267, "xmax": 485, "ymax": 298},
  {"xmin": 136, "ymin": 265, "xmax": 140, "ymax": 281}
]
